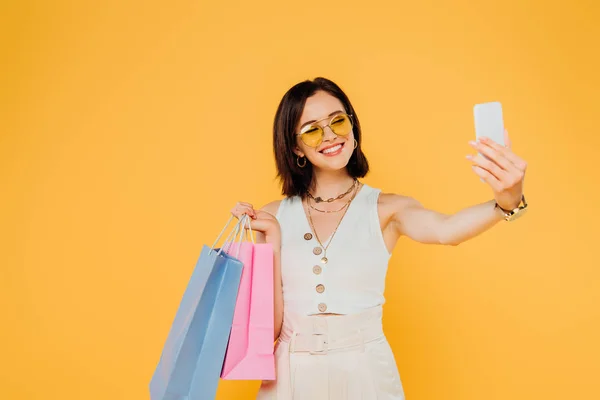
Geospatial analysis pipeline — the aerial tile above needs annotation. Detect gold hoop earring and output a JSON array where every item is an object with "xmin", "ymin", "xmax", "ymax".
[
  {"xmin": 353, "ymin": 139, "xmax": 358, "ymax": 149},
  {"xmin": 297, "ymin": 156, "xmax": 307, "ymax": 168}
]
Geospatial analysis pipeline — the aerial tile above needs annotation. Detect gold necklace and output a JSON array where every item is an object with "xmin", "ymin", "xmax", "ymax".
[
  {"xmin": 308, "ymin": 195, "xmax": 352, "ymax": 213},
  {"xmin": 307, "ymin": 179, "xmax": 356, "ymax": 203},
  {"xmin": 306, "ymin": 183, "xmax": 360, "ymax": 264}
]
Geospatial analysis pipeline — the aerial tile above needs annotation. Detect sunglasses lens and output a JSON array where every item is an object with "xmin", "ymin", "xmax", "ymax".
[
  {"xmin": 330, "ymin": 114, "xmax": 352, "ymax": 136},
  {"xmin": 300, "ymin": 125, "xmax": 323, "ymax": 147}
]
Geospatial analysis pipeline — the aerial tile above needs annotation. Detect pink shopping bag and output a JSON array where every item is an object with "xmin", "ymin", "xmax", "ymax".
[{"xmin": 221, "ymin": 216, "xmax": 275, "ymax": 380}]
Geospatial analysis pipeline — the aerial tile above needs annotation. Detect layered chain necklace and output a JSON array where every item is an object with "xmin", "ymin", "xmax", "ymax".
[
  {"xmin": 306, "ymin": 182, "xmax": 360, "ymax": 264},
  {"xmin": 307, "ymin": 179, "xmax": 357, "ymax": 203},
  {"xmin": 307, "ymin": 179, "xmax": 358, "ymax": 214}
]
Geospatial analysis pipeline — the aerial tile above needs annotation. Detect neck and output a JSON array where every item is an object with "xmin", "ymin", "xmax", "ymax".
[{"xmin": 309, "ymin": 168, "xmax": 356, "ymax": 199}]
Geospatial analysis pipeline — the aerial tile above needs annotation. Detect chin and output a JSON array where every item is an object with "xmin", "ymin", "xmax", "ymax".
[{"xmin": 314, "ymin": 156, "xmax": 352, "ymax": 172}]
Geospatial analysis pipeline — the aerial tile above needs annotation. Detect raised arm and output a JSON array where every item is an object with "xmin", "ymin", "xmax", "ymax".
[
  {"xmin": 388, "ymin": 130, "xmax": 527, "ymax": 246},
  {"xmin": 388, "ymin": 195, "xmax": 506, "ymax": 246}
]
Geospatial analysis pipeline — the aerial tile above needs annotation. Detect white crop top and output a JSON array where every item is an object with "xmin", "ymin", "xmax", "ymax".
[{"xmin": 275, "ymin": 184, "xmax": 391, "ymax": 315}]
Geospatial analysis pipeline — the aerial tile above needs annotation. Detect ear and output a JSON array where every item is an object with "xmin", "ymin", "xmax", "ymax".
[{"xmin": 293, "ymin": 146, "xmax": 304, "ymax": 158}]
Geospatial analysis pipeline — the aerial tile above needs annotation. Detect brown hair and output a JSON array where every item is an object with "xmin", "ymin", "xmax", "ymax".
[{"xmin": 273, "ymin": 77, "xmax": 370, "ymax": 198}]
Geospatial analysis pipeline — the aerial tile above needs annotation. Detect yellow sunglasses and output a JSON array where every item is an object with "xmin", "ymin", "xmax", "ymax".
[{"xmin": 296, "ymin": 113, "xmax": 353, "ymax": 147}]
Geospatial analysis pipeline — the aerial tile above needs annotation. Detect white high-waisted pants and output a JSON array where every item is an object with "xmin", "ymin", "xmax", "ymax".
[{"xmin": 256, "ymin": 307, "xmax": 405, "ymax": 400}]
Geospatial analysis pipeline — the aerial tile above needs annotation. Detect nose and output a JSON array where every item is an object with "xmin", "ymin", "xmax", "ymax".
[{"xmin": 322, "ymin": 125, "xmax": 337, "ymax": 142}]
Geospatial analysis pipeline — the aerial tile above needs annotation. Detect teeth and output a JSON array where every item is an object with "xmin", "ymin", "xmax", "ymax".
[{"xmin": 322, "ymin": 144, "xmax": 342, "ymax": 154}]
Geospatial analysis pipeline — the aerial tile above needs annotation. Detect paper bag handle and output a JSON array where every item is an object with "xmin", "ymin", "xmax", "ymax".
[{"xmin": 211, "ymin": 214, "xmax": 254, "ymax": 258}]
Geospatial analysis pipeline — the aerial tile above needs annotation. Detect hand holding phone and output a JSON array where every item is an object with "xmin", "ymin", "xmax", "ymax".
[{"xmin": 469, "ymin": 101, "xmax": 527, "ymax": 213}]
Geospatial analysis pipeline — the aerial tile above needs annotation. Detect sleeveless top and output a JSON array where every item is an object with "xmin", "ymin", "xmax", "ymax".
[{"xmin": 275, "ymin": 183, "xmax": 391, "ymax": 316}]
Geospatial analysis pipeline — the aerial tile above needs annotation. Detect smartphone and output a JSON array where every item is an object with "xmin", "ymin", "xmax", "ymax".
[
  {"xmin": 473, "ymin": 101, "xmax": 505, "ymax": 182},
  {"xmin": 474, "ymin": 101, "xmax": 505, "ymax": 147}
]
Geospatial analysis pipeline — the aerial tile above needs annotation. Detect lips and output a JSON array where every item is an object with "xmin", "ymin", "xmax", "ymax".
[{"xmin": 319, "ymin": 141, "xmax": 345, "ymax": 154}]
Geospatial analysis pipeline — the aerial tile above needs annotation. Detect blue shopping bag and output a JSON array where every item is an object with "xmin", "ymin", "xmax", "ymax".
[{"xmin": 150, "ymin": 215, "xmax": 249, "ymax": 400}]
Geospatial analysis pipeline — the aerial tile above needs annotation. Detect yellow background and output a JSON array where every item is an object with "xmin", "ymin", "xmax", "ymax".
[{"xmin": 2, "ymin": 0, "xmax": 599, "ymax": 399}]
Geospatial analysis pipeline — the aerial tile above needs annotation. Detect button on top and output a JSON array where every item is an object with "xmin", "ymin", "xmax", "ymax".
[
  {"xmin": 312, "ymin": 265, "xmax": 322, "ymax": 275},
  {"xmin": 318, "ymin": 303, "xmax": 327, "ymax": 312},
  {"xmin": 313, "ymin": 247, "xmax": 323, "ymax": 255},
  {"xmin": 316, "ymin": 284, "xmax": 325, "ymax": 293},
  {"xmin": 304, "ymin": 233, "xmax": 313, "ymax": 240}
]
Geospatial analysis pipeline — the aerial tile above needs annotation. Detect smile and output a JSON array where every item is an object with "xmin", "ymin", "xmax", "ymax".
[{"xmin": 320, "ymin": 142, "xmax": 345, "ymax": 155}]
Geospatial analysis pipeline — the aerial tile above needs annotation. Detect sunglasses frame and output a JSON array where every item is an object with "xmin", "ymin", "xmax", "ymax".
[{"xmin": 296, "ymin": 112, "xmax": 354, "ymax": 148}]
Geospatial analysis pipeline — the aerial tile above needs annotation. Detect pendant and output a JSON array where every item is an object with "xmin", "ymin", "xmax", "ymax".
[{"xmin": 321, "ymin": 256, "xmax": 328, "ymax": 264}]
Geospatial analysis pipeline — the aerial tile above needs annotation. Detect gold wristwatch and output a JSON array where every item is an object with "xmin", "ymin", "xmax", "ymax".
[{"xmin": 495, "ymin": 195, "xmax": 528, "ymax": 222}]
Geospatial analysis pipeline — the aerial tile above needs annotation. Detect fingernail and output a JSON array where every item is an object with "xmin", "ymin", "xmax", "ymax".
[
  {"xmin": 466, "ymin": 155, "xmax": 472, "ymax": 160},
  {"xmin": 469, "ymin": 140, "xmax": 477, "ymax": 146}
]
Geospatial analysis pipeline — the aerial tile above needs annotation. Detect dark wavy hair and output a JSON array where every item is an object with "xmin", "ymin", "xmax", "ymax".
[{"xmin": 273, "ymin": 77, "xmax": 370, "ymax": 198}]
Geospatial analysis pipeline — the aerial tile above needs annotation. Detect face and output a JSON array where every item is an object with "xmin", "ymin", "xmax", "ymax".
[{"xmin": 294, "ymin": 91, "xmax": 355, "ymax": 172}]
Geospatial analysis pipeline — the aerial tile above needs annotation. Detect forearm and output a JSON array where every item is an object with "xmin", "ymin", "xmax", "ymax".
[{"xmin": 440, "ymin": 199, "xmax": 505, "ymax": 245}]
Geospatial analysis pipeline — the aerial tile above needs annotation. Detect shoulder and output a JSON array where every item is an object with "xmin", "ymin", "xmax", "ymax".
[
  {"xmin": 378, "ymin": 191, "xmax": 422, "ymax": 210},
  {"xmin": 260, "ymin": 199, "xmax": 283, "ymax": 218},
  {"xmin": 377, "ymin": 191, "xmax": 424, "ymax": 221}
]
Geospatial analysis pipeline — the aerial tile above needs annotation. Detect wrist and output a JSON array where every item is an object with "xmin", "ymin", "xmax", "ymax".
[
  {"xmin": 496, "ymin": 194, "xmax": 525, "ymax": 212},
  {"xmin": 493, "ymin": 202, "xmax": 507, "ymax": 221},
  {"xmin": 494, "ymin": 194, "xmax": 528, "ymax": 222}
]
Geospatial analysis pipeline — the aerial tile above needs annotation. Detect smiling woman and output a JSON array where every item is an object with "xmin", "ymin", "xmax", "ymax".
[
  {"xmin": 272, "ymin": 78, "xmax": 370, "ymax": 198},
  {"xmin": 3, "ymin": 0, "xmax": 599, "ymax": 398},
  {"xmin": 228, "ymin": 77, "xmax": 529, "ymax": 399}
]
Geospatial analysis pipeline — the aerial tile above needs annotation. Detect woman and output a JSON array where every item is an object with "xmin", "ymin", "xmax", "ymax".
[{"xmin": 230, "ymin": 77, "xmax": 528, "ymax": 399}]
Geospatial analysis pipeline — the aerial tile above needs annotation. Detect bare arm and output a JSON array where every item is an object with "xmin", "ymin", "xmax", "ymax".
[
  {"xmin": 392, "ymin": 196, "xmax": 505, "ymax": 246},
  {"xmin": 390, "ymin": 129, "xmax": 528, "ymax": 246}
]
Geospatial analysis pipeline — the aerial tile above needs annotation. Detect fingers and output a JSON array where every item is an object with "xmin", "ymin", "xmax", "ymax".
[
  {"xmin": 471, "ymin": 165, "xmax": 503, "ymax": 192},
  {"xmin": 230, "ymin": 202, "xmax": 257, "ymax": 219},
  {"xmin": 468, "ymin": 151, "xmax": 526, "ymax": 190},
  {"xmin": 477, "ymin": 136, "xmax": 527, "ymax": 172},
  {"xmin": 464, "ymin": 130, "xmax": 527, "ymax": 193},
  {"xmin": 468, "ymin": 140, "xmax": 514, "ymax": 172},
  {"xmin": 466, "ymin": 153, "xmax": 507, "ymax": 181}
]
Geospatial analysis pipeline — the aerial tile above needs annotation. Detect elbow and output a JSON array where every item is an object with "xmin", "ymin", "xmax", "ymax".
[
  {"xmin": 439, "ymin": 233, "xmax": 461, "ymax": 246},
  {"xmin": 440, "ymin": 239, "xmax": 460, "ymax": 246}
]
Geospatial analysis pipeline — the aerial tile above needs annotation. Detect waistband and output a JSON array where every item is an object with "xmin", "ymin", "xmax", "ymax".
[{"xmin": 279, "ymin": 306, "xmax": 384, "ymax": 355}]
